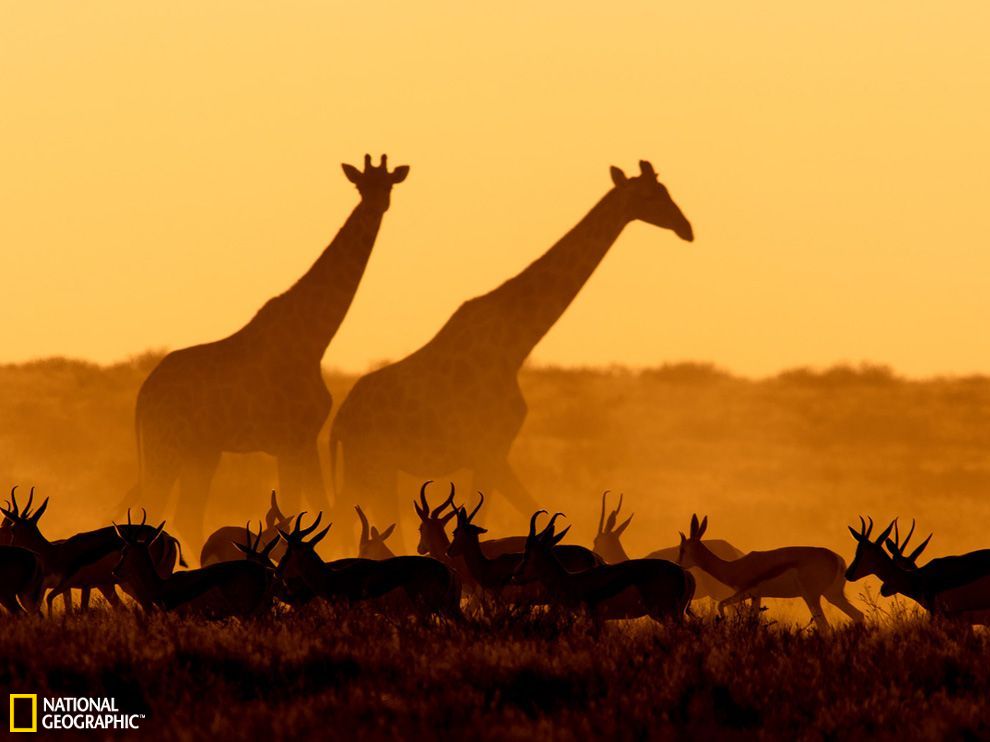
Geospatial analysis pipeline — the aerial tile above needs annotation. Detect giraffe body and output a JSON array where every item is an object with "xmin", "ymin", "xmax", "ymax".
[
  {"xmin": 128, "ymin": 155, "xmax": 408, "ymax": 550},
  {"xmin": 331, "ymin": 160, "xmax": 693, "ymax": 550}
]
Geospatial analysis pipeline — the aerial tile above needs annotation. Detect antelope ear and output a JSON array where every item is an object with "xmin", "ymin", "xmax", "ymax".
[
  {"xmin": 277, "ymin": 528, "xmax": 291, "ymax": 542},
  {"xmin": 476, "ymin": 525, "xmax": 489, "ymax": 535},
  {"xmin": 698, "ymin": 516, "xmax": 708, "ymax": 539},
  {"xmin": 310, "ymin": 523, "xmax": 332, "ymax": 546},
  {"xmin": 552, "ymin": 525, "xmax": 571, "ymax": 545},
  {"xmin": 342, "ymin": 163, "xmax": 362, "ymax": 183},
  {"xmin": 614, "ymin": 514, "xmax": 633, "ymax": 536},
  {"xmin": 233, "ymin": 543, "xmax": 250, "ymax": 555},
  {"xmin": 690, "ymin": 514, "xmax": 699, "ymax": 537},
  {"xmin": 847, "ymin": 526, "xmax": 862, "ymax": 542},
  {"xmin": 679, "ymin": 531, "xmax": 686, "ymax": 543},
  {"xmin": 262, "ymin": 536, "xmax": 280, "ymax": 556},
  {"xmin": 31, "ymin": 497, "xmax": 49, "ymax": 523},
  {"xmin": 371, "ymin": 526, "xmax": 380, "ymax": 539},
  {"xmin": 380, "ymin": 524, "xmax": 396, "ymax": 540},
  {"xmin": 610, "ymin": 166, "xmax": 627, "ymax": 187},
  {"xmin": 390, "ymin": 165, "xmax": 409, "ymax": 183}
]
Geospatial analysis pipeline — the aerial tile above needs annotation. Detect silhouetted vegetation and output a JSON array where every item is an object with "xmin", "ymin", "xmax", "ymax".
[{"xmin": 2, "ymin": 604, "xmax": 988, "ymax": 740}]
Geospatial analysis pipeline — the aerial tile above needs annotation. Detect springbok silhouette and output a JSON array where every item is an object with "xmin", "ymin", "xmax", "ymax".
[
  {"xmin": 679, "ymin": 514, "xmax": 864, "ymax": 630},
  {"xmin": 592, "ymin": 491, "xmax": 743, "ymax": 601},
  {"xmin": 2, "ymin": 487, "xmax": 183, "ymax": 614},
  {"xmin": 514, "ymin": 510, "xmax": 694, "ymax": 622}
]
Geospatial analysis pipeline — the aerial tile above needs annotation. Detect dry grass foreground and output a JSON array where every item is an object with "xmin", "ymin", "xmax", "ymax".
[{"xmin": 1, "ymin": 601, "xmax": 988, "ymax": 740}]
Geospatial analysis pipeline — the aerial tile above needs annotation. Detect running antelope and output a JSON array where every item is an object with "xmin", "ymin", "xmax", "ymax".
[
  {"xmin": 592, "ymin": 491, "xmax": 742, "ymax": 601},
  {"xmin": 679, "ymin": 514, "xmax": 863, "ymax": 629},
  {"xmin": 846, "ymin": 516, "xmax": 990, "ymax": 620},
  {"xmin": 356, "ymin": 506, "xmax": 396, "ymax": 560},
  {"xmin": 277, "ymin": 513, "xmax": 462, "ymax": 619},
  {"xmin": 200, "ymin": 491, "xmax": 291, "ymax": 566},
  {"xmin": 0, "ymin": 545, "xmax": 44, "ymax": 613},
  {"xmin": 1, "ymin": 487, "xmax": 184, "ymax": 613},
  {"xmin": 113, "ymin": 511, "xmax": 271, "ymax": 618},
  {"xmin": 448, "ymin": 493, "xmax": 601, "ymax": 596},
  {"xmin": 513, "ymin": 511, "xmax": 694, "ymax": 622}
]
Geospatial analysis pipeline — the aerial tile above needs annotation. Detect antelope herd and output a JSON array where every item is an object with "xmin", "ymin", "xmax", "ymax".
[{"xmin": 1, "ymin": 483, "xmax": 988, "ymax": 627}]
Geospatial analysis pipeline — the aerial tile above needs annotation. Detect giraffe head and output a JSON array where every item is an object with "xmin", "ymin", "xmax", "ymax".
[
  {"xmin": 610, "ymin": 160, "xmax": 693, "ymax": 241},
  {"xmin": 342, "ymin": 154, "xmax": 409, "ymax": 211}
]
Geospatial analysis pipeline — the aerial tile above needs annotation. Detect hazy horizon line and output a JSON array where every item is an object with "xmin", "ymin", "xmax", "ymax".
[{"xmin": 4, "ymin": 349, "xmax": 990, "ymax": 384}]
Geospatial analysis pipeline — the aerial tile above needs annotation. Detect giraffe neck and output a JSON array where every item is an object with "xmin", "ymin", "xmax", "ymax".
[
  {"xmin": 431, "ymin": 188, "xmax": 631, "ymax": 368},
  {"xmin": 243, "ymin": 199, "xmax": 386, "ymax": 362}
]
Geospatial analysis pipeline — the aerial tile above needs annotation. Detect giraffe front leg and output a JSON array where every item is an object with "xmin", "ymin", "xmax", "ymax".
[
  {"xmin": 475, "ymin": 459, "xmax": 540, "ymax": 517},
  {"xmin": 278, "ymin": 442, "xmax": 328, "ymax": 517},
  {"xmin": 174, "ymin": 450, "xmax": 221, "ymax": 554}
]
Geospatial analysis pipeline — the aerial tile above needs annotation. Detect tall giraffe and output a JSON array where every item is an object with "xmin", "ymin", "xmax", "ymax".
[
  {"xmin": 127, "ymin": 154, "xmax": 408, "ymax": 549},
  {"xmin": 330, "ymin": 160, "xmax": 692, "ymax": 549}
]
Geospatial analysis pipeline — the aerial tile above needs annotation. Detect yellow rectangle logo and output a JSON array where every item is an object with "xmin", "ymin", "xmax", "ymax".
[{"xmin": 9, "ymin": 694, "xmax": 37, "ymax": 733}]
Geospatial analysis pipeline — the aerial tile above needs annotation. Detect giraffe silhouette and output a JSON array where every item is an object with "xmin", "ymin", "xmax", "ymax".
[
  {"xmin": 330, "ymin": 160, "xmax": 692, "ymax": 549},
  {"xmin": 125, "ymin": 154, "xmax": 408, "ymax": 549}
]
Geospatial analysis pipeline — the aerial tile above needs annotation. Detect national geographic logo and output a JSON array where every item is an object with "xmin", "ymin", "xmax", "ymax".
[{"xmin": 9, "ymin": 694, "xmax": 144, "ymax": 732}]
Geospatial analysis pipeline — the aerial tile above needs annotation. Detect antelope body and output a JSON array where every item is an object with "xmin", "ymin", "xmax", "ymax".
[
  {"xmin": 114, "ymin": 516, "xmax": 271, "ymax": 618},
  {"xmin": 1, "ymin": 488, "xmax": 183, "ymax": 613},
  {"xmin": 515, "ymin": 511, "xmax": 694, "ymax": 622},
  {"xmin": 592, "ymin": 492, "xmax": 742, "ymax": 601},
  {"xmin": 0, "ymin": 545, "xmax": 44, "ymax": 613},
  {"xmin": 200, "ymin": 491, "xmax": 291, "ymax": 566},
  {"xmin": 679, "ymin": 514, "xmax": 863, "ymax": 630},
  {"xmin": 846, "ymin": 517, "xmax": 990, "ymax": 622},
  {"xmin": 278, "ymin": 513, "xmax": 462, "ymax": 619}
]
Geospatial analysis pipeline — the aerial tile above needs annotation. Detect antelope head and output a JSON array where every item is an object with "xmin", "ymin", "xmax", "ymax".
[
  {"xmin": 235, "ymin": 520, "xmax": 280, "ymax": 567},
  {"xmin": 0, "ymin": 486, "xmax": 50, "ymax": 551},
  {"xmin": 446, "ymin": 493, "xmax": 487, "ymax": 558},
  {"xmin": 677, "ymin": 514, "xmax": 710, "ymax": 569},
  {"xmin": 276, "ymin": 512, "xmax": 331, "ymax": 593},
  {"xmin": 111, "ymin": 508, "xmax": 166, "ymax": 588},
  {"xmin": 355, "ymin": 505, "xmax": 396, "ymax": 560},
  {"xmin": 845, "ymin": 515, "xmax": 897, "ymax": 582},
  {"xmin": 592, "ymin": 491, "xmax": 633, "ymax": 563},
  {"xmin": 413, "ymin": 481, "xmax": 457, "ymax": 557},
  {"xmin": 880, "ymin": 518, "xmax": 933, "ymax": 597},
  {"xmin": 513, "ymin": 510, "xmax": 571, "ymax": 584}
]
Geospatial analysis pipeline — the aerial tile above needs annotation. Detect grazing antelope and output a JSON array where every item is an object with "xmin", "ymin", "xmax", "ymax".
[
  {"xmin": 1, "ymin": 487, "xmax": 184, "ymax": 613},
  {"xmin": 200, "ymin": 491, "xmax": 291, "ymax": 566},
  {"xmin": 679, "ymin": 514, "xmax": 863, "ymax": 630},
  {"xmin": 356, "ymin": 505, "xmax": 396, "ymax": 560},
  {"xmin": 846, "ymin": 516, "xmax": 990, "ymax": 619},
  {"xmin": 277, "ymin": 513, "xmax": 462, "ymax": 619},
  {"xmin": 113, "ymin": 511, "xmax": 271, "ymax": 618},
  {"xmin": 592, "ymin": 491, "xmax": 743, "ymax": 601},
  {"xmin": 415, "ymin": 482, "xmax": 600, "ymax": 591},
  {"xmin": 0, "ymin": 545, "xmax": 44, "ymax": 613},
  {"xmin": 448, "ymin": 493, "xmax": 601, "ymax": 596},
  {"xmin": 513, "ymin": 511, "xmax": 694, "ymax": 622}
]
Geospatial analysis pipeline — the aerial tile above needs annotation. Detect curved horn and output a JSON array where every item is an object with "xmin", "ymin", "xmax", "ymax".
[
  {"xmin": 598, "ymin": 491, "xmax": 609, "ymax": 535},
  {"xmin": 875, "ymin": 518, "xmax": 896, "ymax": 546},
  {"xmin": 467, "ymin": 492, "xmax": 485, "ymax": 523},
  {"xmin": 127, "ymin": 508, "xmax": 133, "ymax": 527},
  {"xmin": 23, "ymin": 487, "xmax": 34, "ymax": 517},
  {"xmin": 543, "ymin": 512, "xmax": 566, "ymax": 537},
  {"xmin": 529, "ymin": 510, "xmax": 548, "ymax": 538},
  {"xmin": 9, "ymin": 486, "xmax": 19, "ymax": 517},
  {"xmin": 298, "ymin": 512, "xmax": 323, "ymax": 538},
  {"xmin": 419, "ymin": 481, "xmax": 433, "ymax": 516},
  {"xmin": 432, "ymin": 482, "xmax": 456, "ymax": 518},
  {"xmin": 140, "ymin": 507, "xmax": 147, "ymax": 528},
  {"xmin": 355, "ymin": 505, "xmax": 370, "ymax": 543}
]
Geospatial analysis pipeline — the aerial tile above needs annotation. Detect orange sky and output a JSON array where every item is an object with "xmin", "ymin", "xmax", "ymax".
[{"xmin": 2, "ymin": 3, "xmax": 988, "ymax": 377}]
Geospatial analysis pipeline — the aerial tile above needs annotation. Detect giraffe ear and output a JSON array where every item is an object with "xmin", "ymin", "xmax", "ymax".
[
  {"xmin": 610, "ymin": 166, "xmax": 627, "ymax": 187},
  {"xmin": 342, "ymin": 163, "xmax": 362, "ymax": 184},
  {"xmin": 390, "ymin": 165, "xmax": 409, "ymax": 183}
]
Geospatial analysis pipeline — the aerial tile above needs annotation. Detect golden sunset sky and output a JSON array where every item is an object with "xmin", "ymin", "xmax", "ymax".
[{"xmin": 2, "ymin": 3, "xmax": 988, "ymax": 376}]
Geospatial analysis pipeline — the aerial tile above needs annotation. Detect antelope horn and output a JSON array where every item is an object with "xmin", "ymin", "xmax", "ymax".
[
  {"xmin": 419, "ymin": 481, "xmax": 433, "ymax": 515},
  {"xmin": 23, "ymin": 487, "xmax": 34, "ymax": 517},
  {"xmin": 140, "ymin": 507, "xmax": 147, "ymax": 528},
  {"xmin": 901, "ymin": 519, "xmax": 916, "ymax": 551},
  {"xmin": 598, "ymin": 491, "xmax": 609, "ymax": 535},
  {"xmin": 291, "ymin": 512, "xmax": 308, "ymax": 536},
  {"xmin": 467, "ymin": 492, "xmax": 485, "ymax": 523},
  {"xmin": 8, "ymin": 486, "xmax": 18, "ymax": 517},
  {"xmin": 298, "ymin": 512, "xmax": 323, "ymax": 538},
  {"xmin": 127, "ymin": 508, "xmax": 133, "ymax": 527},
  {"xmin": 432, "ymin": 482, "xmax": 456, "ymax": 518},
  {"xmin": 529, "ymin": 509, "xmax": 547, "ymax": 538},
  {"xmin": 544, "ymin": 512, "xmax": 565, "ymax": 537},
  {"xmin": 875, "ymin": 518, "xmax": 896, "ymax": 546},
  {"xmin": 355, "ymin": 505, "xmax": 370, "ymax": 543}
]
